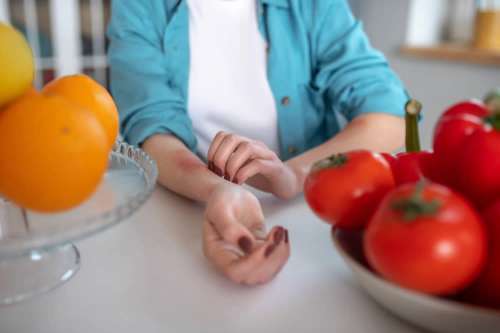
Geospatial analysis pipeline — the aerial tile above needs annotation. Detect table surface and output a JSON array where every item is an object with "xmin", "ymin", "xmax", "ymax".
[{"xmin": 0, "ymin": 187, "xmax": 424, "ymax": 333}]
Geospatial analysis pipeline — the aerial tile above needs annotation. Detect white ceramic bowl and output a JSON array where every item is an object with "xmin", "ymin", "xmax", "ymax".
[{"xmin": 331, "ymin": 229, "xmax": 500, "ymax": 333}]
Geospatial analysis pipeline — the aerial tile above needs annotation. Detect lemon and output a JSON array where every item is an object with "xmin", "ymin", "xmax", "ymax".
[{"xmin": 0, "ymin": 22, "xmax": 35, "ymax": 107}]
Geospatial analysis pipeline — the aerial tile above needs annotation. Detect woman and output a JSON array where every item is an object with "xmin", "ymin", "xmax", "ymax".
[{"xmin": 107, "ymin": 0, "xmax": 407, "ymax": 285}]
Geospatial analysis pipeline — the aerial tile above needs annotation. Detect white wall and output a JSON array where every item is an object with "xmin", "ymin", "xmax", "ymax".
[{"xmin": 351, "ymin": 0, "xmax": 500, "ymax": 149}]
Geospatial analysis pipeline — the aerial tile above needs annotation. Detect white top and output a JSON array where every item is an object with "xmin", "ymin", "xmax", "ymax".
[
  {"xmin": 0, "ymin": 187, "xmax": 423, "ymax": 333},
  {"xmin": 187, "ymin": 0, "xmax": 280, "ymax": 159}
]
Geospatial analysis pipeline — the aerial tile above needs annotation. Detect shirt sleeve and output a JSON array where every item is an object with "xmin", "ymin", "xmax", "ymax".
[
  {"xmin": 107, "ymin": 1, "xmax": 197, "ymax": 149},
  {"xmin": 313, "ymin": 0, "xmax": 409, "ymax": 121}
]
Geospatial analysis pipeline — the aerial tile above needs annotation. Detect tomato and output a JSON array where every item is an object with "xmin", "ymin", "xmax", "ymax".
[
  {"xmin": 304, "ymin": 150, "xmax": 394, "ymax": 229},
  {"xmin": 364, "ymin": 182, "xmax": 487, "ymax": 296},
  {"xmin": 456, "ymin": 120, "xmax": 500, "ymax": 208},
  {"xmin": 463, "ymin": 200, "xmax": 500, "ymax": 309},
  {"xmin": 441, "ymin": 100, "xmax": 489, "ymax": 119}
]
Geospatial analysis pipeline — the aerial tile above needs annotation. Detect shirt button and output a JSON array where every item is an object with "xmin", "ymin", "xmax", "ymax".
[
  {"xmin": 288, "ymin": 146, "xmax": 298, "ymax": 154},
  {"xmin": 281, "ymin": 96, "xmax": 290, "ymax": 106}
]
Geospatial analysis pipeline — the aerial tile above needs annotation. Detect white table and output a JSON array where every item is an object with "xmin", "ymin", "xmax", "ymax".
[{"xmin": 0, "ymin": 187, "xmax": 424, "ymax": 333}]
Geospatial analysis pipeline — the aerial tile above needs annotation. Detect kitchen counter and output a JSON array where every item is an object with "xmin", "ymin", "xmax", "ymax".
[{"xmin": 0, "ymin": 187, "xmax": 423, "ymax": 333}]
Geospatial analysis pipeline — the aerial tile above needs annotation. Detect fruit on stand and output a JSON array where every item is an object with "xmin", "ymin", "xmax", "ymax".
[
  {"xmin": 43, "ymin": 74, "xmax": 119, "ymax": 148},
  {"xmin": 0, "ymin": 92, "xmax": 109, "ymax": 212},
  {"xmin": 364, "ymin": 182, "xmax": 487, "ymax": 296},
  {"xmin": 304, "ymin": 150, "xmax": 394, "ymax": 229},
  {"xmin": 463, "ymin": 200, "xmax": 500, "ymax": 309},
  {"xmin": 0, "ymin": 23, "xmax": 118, "ymax": 213},
  {"xmin": 0, "ymin": 23, "xmax": 34, "ymax": 107}
]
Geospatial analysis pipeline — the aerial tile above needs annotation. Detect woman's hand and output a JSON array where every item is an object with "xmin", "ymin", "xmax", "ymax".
[
  {"xmin": 203, "ymin": 182, "xmax": 290, "ymax": 285},
  {"xmin": 207, "ymin": 132, "xmax": 300, "ymax": 199}
]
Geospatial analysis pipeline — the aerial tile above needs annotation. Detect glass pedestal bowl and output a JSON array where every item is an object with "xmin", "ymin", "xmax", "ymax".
[{"xmin": 0, "ymin": 141, "xmax": 157, "ymax": 305}]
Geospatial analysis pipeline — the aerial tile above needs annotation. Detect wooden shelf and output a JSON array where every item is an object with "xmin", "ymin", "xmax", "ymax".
[{"xmin": 401, "ymin": 44, "xmax": 500, "ymax": 67}]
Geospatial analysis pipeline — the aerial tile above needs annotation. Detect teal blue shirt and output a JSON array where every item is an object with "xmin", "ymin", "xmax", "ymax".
[{"xmin": 108, "ymin": 0, "xmax": 408, "ymax": 160}]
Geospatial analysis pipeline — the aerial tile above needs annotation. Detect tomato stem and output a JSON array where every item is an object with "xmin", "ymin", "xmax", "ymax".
[
  {"xmin": 405, "ymin": 99, "xmax": 422, "ymax": 153},
  {"xmin": 391, "ymin": 182, "xmax": 441, "ymax": 221},
  {"xmin": 312, "ymin": 154, "xmax": 348, "ymax": 172}
]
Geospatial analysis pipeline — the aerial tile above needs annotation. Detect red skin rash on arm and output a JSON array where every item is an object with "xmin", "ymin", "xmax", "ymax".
[{"xmin": 173, "ymin": 149, "xmax": 209, "ymax": 173}]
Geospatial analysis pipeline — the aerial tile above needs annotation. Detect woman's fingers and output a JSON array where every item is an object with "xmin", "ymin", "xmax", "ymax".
[
  {"xmin": 225, "ymin": 142, "xmax": 276, "ymax": 182},
  {"xmin": 223, "ymin": 226, "xmax": 291, "ymax": 285},
  {"xmin": 204, "ymin": 222, "xmax": 291, "ymax": 285},
  {"xmin": 246, "ymin": 228, "xmax": 291, "ymax": 285},
  {"xmin": 209, "ymin": 213, "xmax": 256, "ymax": 254},
  {"xmin": 211, "ymin": 134, "xmax": 244, "ymax": 180},
  {"xmin": 207, "ymin": 133, "xmax": 278, "ymax": 182},
  {"xmin": 203, "ymin": 220, "xmax": 242, "ymax": 270},
  {"xmin": 233, "ymin": 159, "xmax": 276, "ymax": 185},
  {"xmin": 207, "ymin": 131, "xmax": 227, "ymax": 176}
]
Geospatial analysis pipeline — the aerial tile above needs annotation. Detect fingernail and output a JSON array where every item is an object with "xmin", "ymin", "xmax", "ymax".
[
  {"xmin": 285, "ymin": 229, "xmax": 289, "ymax": 244},
  {"xmin": 232, "ymin": 178, "xmax": 238, "ymax": 184},
  {"xmin": 264, "ymin": 244, "xmax": 276, "ymax": 258},
  {"xmin": 273, "ymin": 227, "xmax": 284, "ymax": 245},
  {"xmin": 238, "ymin": 236, "xmax": 252, "ymax": 254},
  {"xmin": 208, "ymin": 161, "xmax": 214, "ymax": 171},
  {"xmin": 224, "ymin": 173, "xmax": 230, "ymax": 181},
  {"xmin": 214, "ymin": 166, "xmax": 223, "ymax": 177}
]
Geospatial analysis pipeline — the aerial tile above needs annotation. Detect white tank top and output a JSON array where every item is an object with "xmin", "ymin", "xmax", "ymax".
[{"xmin": 186, "ymin": 0, "xmax": 279, "ymax": 160}]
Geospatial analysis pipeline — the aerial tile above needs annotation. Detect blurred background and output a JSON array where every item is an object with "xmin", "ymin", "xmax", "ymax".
[{"xmin": 0, "ymin": 0, "xmax": 499, "ymax": 149}]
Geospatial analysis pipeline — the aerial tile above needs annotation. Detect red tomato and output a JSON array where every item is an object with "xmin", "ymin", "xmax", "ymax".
[
  {"xmin": 364, "ymin": 182, "xmax": 487, "ymax": 296},
  {"xmin": 304, "ymin": 150, "xmax": 394, "ymax": 229},
  {"xmin": 463, "ymin": 200, "xmax": 500, "ymax": 309},
  {"xmin": 457, "ymin": 123, "xmax": 500, "ymax": 208},
  {"xmin": 441, "ymin": 100, "xmax": 490, "ymax": 119}
]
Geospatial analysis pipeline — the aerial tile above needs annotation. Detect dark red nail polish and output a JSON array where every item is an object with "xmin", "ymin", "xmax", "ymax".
[
  {"xmin": 273, "ymin": 227, "xmax": 284, "ymax": 245},
  {"xmin": 264, "ymin": 244, "xmax": 276, "ymax": 258},
  {"xmin": 285, "ymin": 229, "xmax": 289, "ymax": 244},
  {"xmin": 214, "ymin": 166, "xmax": 223, "ymax": 177},
  {"xmin": 208, "ymin": 161, "xmax": 214, "ymax": 171},
  {"xmin": 224, "ymin": 173, "xmax": 230, "ymax": 181},
  {"xmin": 238, "ymin": 236, "xmax": 252, "ymax": 254}
]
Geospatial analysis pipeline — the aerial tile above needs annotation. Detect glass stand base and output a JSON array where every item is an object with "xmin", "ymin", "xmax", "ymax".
[{"xmin": 0, "ymin": 244, "xmax": 80, "ymax": 305}]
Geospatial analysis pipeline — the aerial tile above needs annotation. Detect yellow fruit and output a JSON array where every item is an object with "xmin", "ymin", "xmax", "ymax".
[{"xmin": 0, "ymin": 23, "xmax": 35, "ymax": 107}]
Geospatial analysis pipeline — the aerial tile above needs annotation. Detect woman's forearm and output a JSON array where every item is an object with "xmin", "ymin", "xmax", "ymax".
[
  {"xmin": 142, "ymin": 134, "xmax": 225, "ymax": 203},
  {"xmin": 287, "ymin": 113, "xmax": 405, "ymax": 189}
]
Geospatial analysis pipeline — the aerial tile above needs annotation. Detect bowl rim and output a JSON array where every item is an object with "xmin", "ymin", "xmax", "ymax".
[{"xmin": 331, "ymin": 228, "xmax": 500, "ymax": 317}]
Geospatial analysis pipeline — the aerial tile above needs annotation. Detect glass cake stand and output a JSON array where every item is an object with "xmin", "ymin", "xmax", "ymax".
[{"xmin": 0, "ymin": 141, "xmax": 158, "ymax": 305}]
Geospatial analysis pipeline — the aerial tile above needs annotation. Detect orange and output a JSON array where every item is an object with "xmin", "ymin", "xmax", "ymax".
[
  {"xmin": 0, "ymin": 93, "xmax": 109, "ymax": 212},
  {"xmin": 43, "ymin": 74, "xmax": 119, "ymax": 148},
  {"xmin": 0, "ymin": 23, "xmax": 35, "ymax": 107}
]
